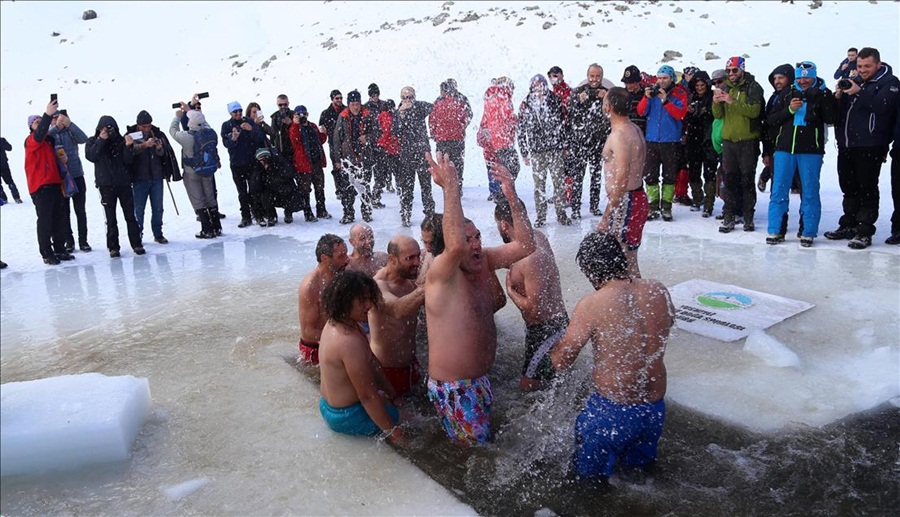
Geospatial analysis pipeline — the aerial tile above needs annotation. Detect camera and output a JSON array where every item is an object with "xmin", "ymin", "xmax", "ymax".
[
  {"xmin": 838, "ymin": 78, "xmax": 856, "ymax": 90},
  {"xmin": 650, "ymin": 84, "xmax": 661, "ymax": 95},
  {"xmin": 197, "ymin": 92, "xmax": 209, "ymax": 99},
  {"xmin": 790, "ymin": 88, "xmax": 805, "ymax": 101}
]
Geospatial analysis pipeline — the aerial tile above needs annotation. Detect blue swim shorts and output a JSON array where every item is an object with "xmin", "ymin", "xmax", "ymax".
[{"xmin": 319, "ymin": 397, "xmax": 399, "ymax": 437}]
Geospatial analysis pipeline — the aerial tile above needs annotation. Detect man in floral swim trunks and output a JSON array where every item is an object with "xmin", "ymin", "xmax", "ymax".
[{"xmin": 423, "ymin": 151, "xmax": 536, "ymax": 444}]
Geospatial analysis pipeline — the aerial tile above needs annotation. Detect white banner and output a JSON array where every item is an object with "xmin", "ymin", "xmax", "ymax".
[{"xmin": 669, "ymin": 279, "xmax": 814, "ymax": 342}]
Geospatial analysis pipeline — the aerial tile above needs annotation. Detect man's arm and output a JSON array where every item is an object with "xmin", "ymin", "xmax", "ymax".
[
  {"xmin": 425, "ymin": 152, "xmax": 465, "ymax": 281},
  {"xmin": 298, "ymin": 281, "xmax": 320, "ymax": 337},
  {"xmin": 68, "ymin": 122, "xmax": 89, "ymax": 144},
  {"xmin": 343, "ymin": 339, "xmax": 399, "ymax": 432},
  {"xmin": 505, "ymin": 266, "xmax": 541, "ymax": 315},
  {"xmin": 378, "ymin": 283, "xmax": 425, "ymax": 320},
  {"xmin": 550, "ymin": 298, "xmax": 594, "ymax": 371},
  {"xmin": 597, "ymin": 133, "xmax": 628, "ymax": 232},
  {"xmin": 485, "ymin": 167, "xmax": 536, "ymax": 270}
]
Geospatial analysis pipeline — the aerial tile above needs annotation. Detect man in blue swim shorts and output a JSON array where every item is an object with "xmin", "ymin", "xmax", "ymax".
[
  {"xmin": 551, "ymin": 232, "xmax": 674, "ymax": 479},
  {"xmin": 318, "ymin": 270, "xmax": 404, "ymax": 443},
  {"xmin": 423, "ymin": 152, "xmax": 535, "ymax": 445}
]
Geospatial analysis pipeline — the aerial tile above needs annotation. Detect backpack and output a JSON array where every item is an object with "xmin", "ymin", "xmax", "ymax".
[{"xmin": 183, "ymin": 128, "xmax": 219, "ymax": 177}]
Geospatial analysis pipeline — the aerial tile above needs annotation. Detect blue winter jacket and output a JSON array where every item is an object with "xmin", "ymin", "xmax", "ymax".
[
  {"xmin": 48, "ymin": 122, "xmax": 89, "ymax": 178},
  {"xmin": 221, "ymin": 117, "xmax": 267, "ymax": 167}
]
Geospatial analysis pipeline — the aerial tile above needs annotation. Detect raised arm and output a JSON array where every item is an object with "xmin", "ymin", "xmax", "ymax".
[
  {"xmin": 486, "ymin": 166, "xmax": 536, "ymax": 270},
  {"xmin": 425, "ymin": 151, "xmax": 465, "ymax": 280}
]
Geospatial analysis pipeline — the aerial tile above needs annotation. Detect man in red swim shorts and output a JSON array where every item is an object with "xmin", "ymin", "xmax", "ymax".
[{"xmin": 298, "ymin": 234, "xmax": 350, "ymax": 365}]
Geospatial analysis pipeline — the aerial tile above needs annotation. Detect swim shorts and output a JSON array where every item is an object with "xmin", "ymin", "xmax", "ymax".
[
  {"xmin": 574, "ymin": 392, "xmax": 666, "ymax": 478},
  {"xmin": 522, "ymin": 314, "xmax": 569, "ymax": 381},
  {"xmin": 608, "ymin": 188, "xmax": 649, "ymax": 250},
  {"xmin": 319, "ymin": 398, "xmax": 399, "ymax": 437},
  {"xmin": 426, "ymin": 375, "xmax": 493, "ymax": 444},
  {"xmin": 299, "ymin": 339, "xmax": 319, "ymax": 366},
  {"xmin": 382, "ymin": 357, "xmax": 422, "ymax": 397}
]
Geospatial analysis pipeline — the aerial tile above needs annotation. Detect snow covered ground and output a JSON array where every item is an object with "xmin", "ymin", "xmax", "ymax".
[{"xmin": 1, "ymin": 1, "xmax": 898, "ymax": 515}]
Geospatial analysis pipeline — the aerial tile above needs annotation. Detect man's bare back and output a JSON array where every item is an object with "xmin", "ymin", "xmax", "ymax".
[{"xmin": 505, "ymin": 230, "xmax": 567, "ymax": 325}]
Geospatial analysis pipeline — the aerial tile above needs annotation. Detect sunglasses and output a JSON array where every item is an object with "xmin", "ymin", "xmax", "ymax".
[
  {"xmin": 726, "ymin": 68, "xmax": 741, "ymax": 74},
  {"xmin": 277, "ymin": 103, "xmax": 289, "ymax": 107},
  {"xmin": 332, "ymin": 96, "xmax": 343, "ymax": 100},
  {"xmin": 401, "ymin": 95, "xmax": 414, "ymax": 100},
  {"xmin": 796, "ymin": 62, "xmax": 814, "ymax": 69}
]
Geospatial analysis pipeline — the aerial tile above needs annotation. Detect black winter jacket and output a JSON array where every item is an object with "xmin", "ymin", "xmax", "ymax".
[
  {"xmin": 517, "ymin": 91, "xmax": 568, "ymax": 157},
  {"xmin": 767, "ymin": 78, "xmax": 838, "ymax": 155},
  {"xmin": 836, "ymin": 63, "xmax": 900, "ymax": 148},
  {"xmin": 85, "ymin": 116, "xmax": 132, "ymax": 187}
]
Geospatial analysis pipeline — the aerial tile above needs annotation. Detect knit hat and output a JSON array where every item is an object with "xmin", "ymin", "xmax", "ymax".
[
  {"xmin": 227, "ymin": 101, "xmax": 242, "ymax": 113},
  {"xmin": 795, "ymin": 61, "xmax": 817, "ymax": 80},
  {"xmin": 683, "ymin": 66, "xmax": 700, "ymax": 76},
  {"xmin": 186, "ymin": 110, "xmax": 207, "ymax": 130},
  {"xmin": 255, "ymin": 148, "xmax": 271, "ymax": 161},
  {"xmin": 294, "ymin": 105, "xmax": 308, "ymax": 115},
  {"xmin": 368, "ymin": 83, "xmax": 380, "ymax": 96},
  {"xmin": 657, "ymin": 65, "xmax": 676, "ymax": 81},
  {"xmin": 711, "ymin": 69, "xmax": 727, "ymax": 82},
  {"xmin": 136, "ymin": 110, "xmax": 153, "ymax": 125},
  {"xmin": 726, "ymin": 56, "xmax": 746, "ymax": 71},
  {"xmin": 347, "ymin": 90, "xmax": 361, "ymax": 103},
  {"xmin": 548, "ymin": 65, "xmax": 563, "ymax": 76},
  {"xmin": 27, "ymin": 114, "xmax": 41, "ymax": 127},
  {"xmin": 621, "ymin": 65, "xmax": 642, "ymax": 84},
  {"xmin": 330, "ymin": 89, "xmax": 342, "ymax": 100}
]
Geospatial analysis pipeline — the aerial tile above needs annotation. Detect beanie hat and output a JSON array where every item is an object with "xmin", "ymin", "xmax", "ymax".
[
  {"xmin": 330, "ymin": 89, "xmax": 342, "ymax": 100},
  {"xmin": 657, "ymin": 65, "xmax": 676, "ymax": 81},
  {"xmin": 683, "ymin": 66, "xmax": 700, "ymax": 76},
  {"xmin": 621, "ymin": 65, "xmax": 642, "ymax": 83},
  {"xmin": 294, "ymin": 105, "xmax": 308, "ymax": 115},
  {"xmin": 795, "ymin": 61, "xmax": 817, "ymax": 80},
  {"xmin": 227, "ymin": 101, "xmax": 242, "ymax": 113},
  {"xmin": 347, "ymin": 90, "xmax": 361, "ymax": 103},
  {"xmin": 27, "ymin": 114, "xmax": 41, "ymax": 127},
  {"xmin": 548, "ymin": 65, "xmax": 563, "ymax": 76},
  {"xmin": 254, "ymin": 148, "xmax": 271, "ymax": 161},
  {"xmin": 368, "ymin": 83, "xmax": 380, "ymax": 96},
  {"xmin": 186, "ymin": 110, "xmax": 207, "ymax": 130},
  {"xmin": 726, "ymin": 56, "xmax": 746, "ymax": 71},
  {"xmin": 136, "ymin": 110, "xmax": 153, "ymax": 125}
]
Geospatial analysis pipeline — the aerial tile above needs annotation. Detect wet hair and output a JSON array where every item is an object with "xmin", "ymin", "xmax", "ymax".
[
  {"xmin": 493, "ymin": 198, "xmax": 527, "ymax": 226},
  {"xmin": 605, "ymin": 87, "xmax": 630, "ymax": 116},
  {"xmin": 245, "ymin": 102, "xmax": 261, "ymax": 119},
  {"xmin": 420, "ymin": 214, "xmax": 435, "ymax": 233},
  {"xmin": 576, "ymin": 232, "xmax": 628, "ymax": 287},
  {"xmin": 315, "ymin": 234, "xmax": 344, "ymax": 263},
  {"xmin": 321, "ymin": 270, "xmax": 382, "ymax": 324},
  {"xmin": 858, "ymin": 47, "xmax": 880, "ymax": 62}
]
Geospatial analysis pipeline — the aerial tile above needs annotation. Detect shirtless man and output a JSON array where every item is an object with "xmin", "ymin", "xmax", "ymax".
[
  {"xmin": 597, "ymin": 86, "xmax": 649, "ymax": 278},
  {"xmin": 551, "ymin": 231, "xmax": 674, "ymax": 481},
  {"xmin": 424, "ymin": 152, "xmax": 535, "ymax": 444},
  {"xmin": 318, "ymin": 270, "xmax": 403, "ymax": 442},
  {"xmin": 369, "ymin": 235, "xmax": 426, "ymax": 397},
  {"xmin": 347, "ymin": 223, "xmax": 388, "ymax": 276},
  {"xmin": 416, "ymin": 216, "xmax": 436, "ymax": 286},
  {"xmin": 495, "ymin": 199, "xmax": 568, "ymax": 391},
  {"xmin": 298, "ymin": 234, "xmax": 350, "ymax": 365}
]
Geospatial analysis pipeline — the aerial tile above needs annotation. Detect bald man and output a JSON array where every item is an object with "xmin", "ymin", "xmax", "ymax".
[
  {"xmin": 369, "ymin": 235, "xmax": 426, "ymax": 397},
  {"xmin": 347, "ymin": 223, "xmax": 388, "ymax": 277}
]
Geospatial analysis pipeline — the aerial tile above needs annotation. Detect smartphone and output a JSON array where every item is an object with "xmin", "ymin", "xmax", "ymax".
[
  {"xmin": 50, "ymin": 93, "xmax": 58, "ymax": 103},
  {"xmin": 197, "ymin": 92, "xmax": 210, "ymax": 99},
  {"xmin": 172, "ymin": 102, "xmax": 181, "ymax": 109},
  {"xmin": 59, "ymin": 109, "xmax": 68, "ymax": 117},
  {"xmin": 128, "ymin": 131, "xmax": 144, "ymax": 141}
]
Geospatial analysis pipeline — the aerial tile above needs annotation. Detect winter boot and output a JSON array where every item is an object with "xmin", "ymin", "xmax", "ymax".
[
  {"xmin": 208, "ymin": 207, "xmax": 223, "ymax": 236},
  {"xmin": 646, "ymin": 184, "xmax": 661, "ymax": 220},
  {"xmin": 689, "ymin": 181, "xmax": 703, "ymax": 209},
  {"xmin": 661, "ymin": 184, "xmax": 675, "ymax": 221},
  {"xmin": 195, "ymin": 209, "xmax": 215, "ymax": 239}
]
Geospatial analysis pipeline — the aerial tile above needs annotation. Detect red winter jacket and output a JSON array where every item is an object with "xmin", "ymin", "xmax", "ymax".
[
  {"xmin": 377, "ymin": 111, "xmax": 400, "ymax": 155},
  {"xmin": 478, "ymin": 83, "xmax": 517, "ymax": 151},
  {"xmin": 552, "ymin": 81, "xmax": 572, "ymax": 109},
  {"xmin": 429, "ymin": 94, "xmax": 471, "ymax": 142},
  {"xmin": 24, "ymin": 115, "xmax": 62, "ymax": 194},
  {"xmin": 288, "ymin": 121, "xmax": 327, "ymax": 173}
]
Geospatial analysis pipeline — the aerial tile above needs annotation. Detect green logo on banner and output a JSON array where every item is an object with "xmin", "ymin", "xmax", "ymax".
[{"xmin": 696, "ymin": 291, "xmax": 754, "ymax": 310}]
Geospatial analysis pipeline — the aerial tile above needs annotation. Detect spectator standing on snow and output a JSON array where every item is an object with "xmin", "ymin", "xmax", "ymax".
[
  {"xmin": 126, "ymin": 110, "xmax": 180, "ymax": 246},
  {"xmin": 222, "ymin": 101, "xmax": 269, "ymax": 227},
  {"xmin": 430, "ymin": 81, "xmax": 472, "ymax": 191},
  {"xmin": 288, "ymin": 105, "xmax": 328, "ymax": 222},
  {"xmin": 478, "ymin": 76, "xmax": 520, "ymax": 203},
  {"xmin": 394, "ymin": 86, "xmax": 435, "ymax": 228},
  {"xmin": 833, "ymin": 47, "xmax": 859, "ymax": 80},
  {"xmin": 569, "ymin": 63, "xmax": 611, "ymax": 218},
  {"xmin": 48, "ymin": 111, "xmax": 91, "ymax": 251},
  {"xmin": 684, "ymin": 70, "xmax": 718, "ymax": 216},
  {"xmin": 331, "ymin": 90, "xmax": 376, "ymax": 225},
  {"xmin": 0, "ymin": 137, "xmax": 23, "ymax": 204},
  {"xmin": 170, "ymin": 107, "xmax": 222, "ymax": 240},
  {"xmin": 518, "ymin": 74, "xmax": 571, "ymax": 227}
]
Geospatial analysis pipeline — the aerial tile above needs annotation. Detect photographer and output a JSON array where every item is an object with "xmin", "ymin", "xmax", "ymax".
[
  {"xmin": 637, "ymin": 65, "xmax": 688, "ymax": 221},
  {"xmin": 765, "ymin": 62, "xmax": 837, "ymax": 248},
  {"xmin": 684, "ymin": 70, "xmax": 717, "ymax": 216},
  {"xmin": 222, "ymin": 101, "xmax": 268, "ymax": 227},
  {"xmin": 569, "ymin": 64, "xmax": 611, "ymax": 218},
  {"xmin": 126, "ymin": 110, "xmax": 180, "ymax": 246},
  {"xmin": 288, "ymin": 105, "xmax": 329, "ymax": 222},
  {"xmin": 86, "ymin": 115, "xmax": 145, "ymax": 257},
  {"xmin": 826, "ymin": 47, "xmax": 899, "ymax": 249},
  {"xmin": 48, "ymin": 110, "xmax": 91, "ymax": 251}
]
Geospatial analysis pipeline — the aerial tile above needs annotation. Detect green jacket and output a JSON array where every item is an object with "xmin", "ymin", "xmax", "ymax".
[
  {"xmin": 712, "ymin": 71, "xmax": 765, "ymax": 142},
  {"xmin": 712, "ymin": 118, "xmax": 724, "ymax": 154}
]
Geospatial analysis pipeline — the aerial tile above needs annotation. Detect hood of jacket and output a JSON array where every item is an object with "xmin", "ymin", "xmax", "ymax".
[
  {"xmin": 94, "ymin": 115, "xmax": 120, "ymax": 138},
  {"xmin": 689, "ymin": 70, "xmax": 711, "ymax": 92},
  {"xmin": 768, "ymin": 63, "xmax": 795, "ymax": 89}
]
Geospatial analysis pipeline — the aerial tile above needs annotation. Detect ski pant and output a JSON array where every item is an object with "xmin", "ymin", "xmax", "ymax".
[
  {"xmin": 64, "ymin": 175, "xmax": 89, "ymax": 248},
  {"xmin": 231, "ymin": 164, "xmax": 256, "ymax": 221},
  {"xmin": 98, "ymin": 184, "xmax": 142, "ymax": 252},
  {"xmin": 768, "ymin": 152, "xmax": 822, "ymax": 238},
  {"xmin": 398, "ymin": 152, "xmax": 435, "ymax": 222},
  {"xmin": 721, "ymin": 140, "xmax": 760, "ymax": 221},
  {"xmin": 436, "ymin": 140, "xmax": 466, "ymax": 188},
  {"xmin": 30, "ymin": 184, "xmax": 68, "ymax": 259},
  {"xmin": 643, "ymin": 141, "xmax": 680, "ymax": 209},
  {"xmin": 837, "ymin": 145, "xmax": 889, "ymax": 238}
]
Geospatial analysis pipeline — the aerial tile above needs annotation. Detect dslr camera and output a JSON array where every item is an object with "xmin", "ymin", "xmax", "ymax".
[
  {"xmin": 837, "ymin": 78, "xmax": 858, "ymax": 91},
  {"xmin": 650, "ymin": 84, "xmax": 661, "ymax": 95}
]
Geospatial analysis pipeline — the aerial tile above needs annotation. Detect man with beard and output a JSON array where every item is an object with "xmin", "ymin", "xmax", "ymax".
[
  {"xmin": 331, "ymin": 90, "xmax": 376, "ymax": 224},
  {"xmin": 298, "ymin": 233, "xmax": 351, "ymax": 365},
  {"xmin": 347, "ymin": 222, "xmax": 388, "ymax": 277},
  {"xmin": 127, "ymin": 110, "xmax": 180, "ymax": 245},
  {"xmin": 369, "ymin": 235, "xmax": 426, "ymax": 397},
  {"xmin": 569, "ymin": 63, "xmax": 612, "ymax": 218},
  {"xmin": 424, "ymin": 152, "xmax": 535, "ymax": 444}
]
